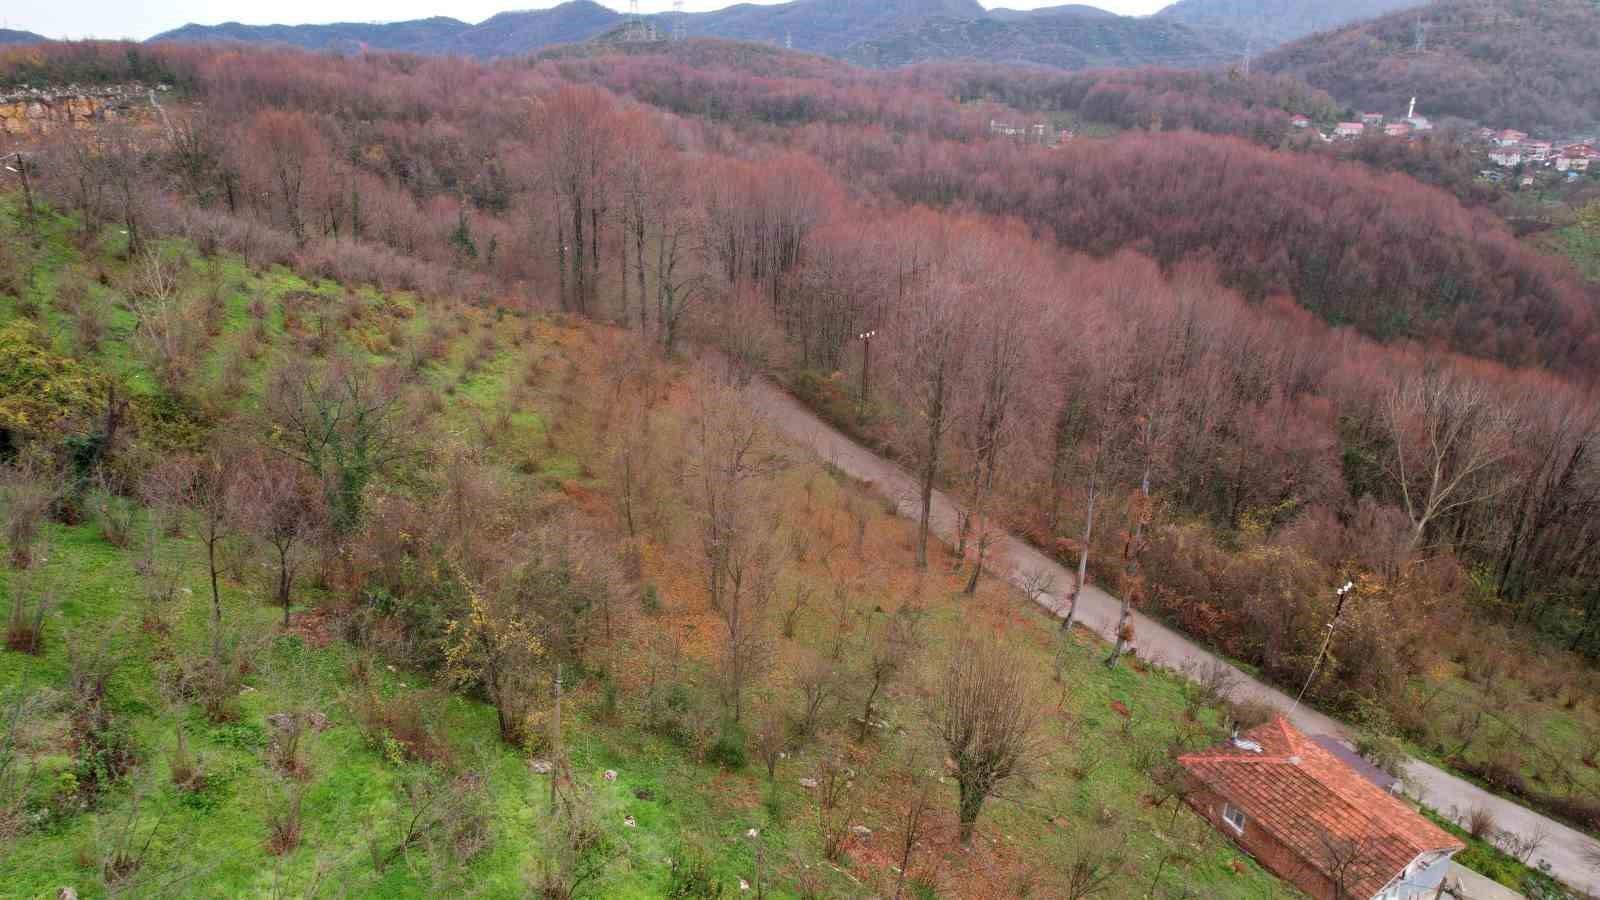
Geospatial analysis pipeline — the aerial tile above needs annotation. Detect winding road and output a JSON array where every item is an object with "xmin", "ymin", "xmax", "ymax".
[{"xmin": 748, "ymin": 375, "xmax": 1600, "ymax": 895}]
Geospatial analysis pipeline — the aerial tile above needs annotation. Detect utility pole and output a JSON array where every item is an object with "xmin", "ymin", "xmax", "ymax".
[
  {"xmin": 856, "ymin": 329, "xmax": 877, "ymax": 424},
  {"xmin": 6, "ymin": 152, "xmax": 36, "ymax": 233},
  {"xmin": 1289, "ymin": 580, "xmax": 1354, "ymax": 717}
]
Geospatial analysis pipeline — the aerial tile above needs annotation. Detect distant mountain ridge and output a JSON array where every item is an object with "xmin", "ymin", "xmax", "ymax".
[
  {"xmin": 149, "ymin": 0, "xmax": 1252, "ymax": 70},
  {"xmin": 144, "ymin": 0, "xmax": 1447, "ymax": 72},
  {"xmin": 1155, "ymin": 0, "xmax": 1425, "ymax": 45},
  {"xmin": 148, "ymin": 0, "xmax": 988, "ymax": 58},
  {"xmin": 843, "ymin": 11, "xmax": 1241, "ymax": 70},
  {"xmin": 0, "ymin": 29, "xmax": 49, "ymax": 45},
  {"xmin": 151, "ymin": 17, "xmax": 470, "ymax": 54}
]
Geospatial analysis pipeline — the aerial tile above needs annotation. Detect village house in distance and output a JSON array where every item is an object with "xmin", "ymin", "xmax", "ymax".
[{"xmin": 1180, "ymin": 717, "xmax": 1464, "ymax": 900}]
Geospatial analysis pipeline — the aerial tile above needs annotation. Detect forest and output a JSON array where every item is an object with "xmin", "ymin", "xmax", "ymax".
[{"xmin": 2, "ymin": 36, "xmax": 1600, "ymax": 892}]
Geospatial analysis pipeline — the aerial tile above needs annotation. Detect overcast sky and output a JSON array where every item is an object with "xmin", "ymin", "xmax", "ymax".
[{"xmin": 7, "ymin": 0, "xmax": 1170, "ymax": 42}]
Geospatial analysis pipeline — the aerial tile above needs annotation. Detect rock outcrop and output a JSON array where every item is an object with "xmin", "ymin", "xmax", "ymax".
[{"xmin": 0, "ymin": 84, "xmax": 165, "ymax": 136}]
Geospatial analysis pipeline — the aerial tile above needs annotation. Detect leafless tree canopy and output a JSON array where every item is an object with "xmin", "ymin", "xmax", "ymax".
[{"xmin": 930, "ymin": 634, "xmax": 1045, "ymax": 842}]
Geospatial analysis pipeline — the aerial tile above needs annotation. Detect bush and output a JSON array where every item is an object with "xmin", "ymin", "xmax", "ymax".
[
  {"xmin": 4, "ymin": 567, "xmax": 52, "ymax": 654},
  {"xmin": 347, "ymin": 687, "xmax": 454, "ymax": 768},
  {"xmin": 265, "ymin": 780, "xmax": 306, "ymax": 855},
  {"xmin": 666, "ymin": 844, "xmax": 725, "ymax": 898},
  {"xmin": 1355, "ymin": 728, "xmax": 1408, "ymax": 779},
  {"xmin": 65, "ymin": 643, "xmax": 137, "ymax": 799},
  {"xmin": 706, "ymin": 722, "xmax": 748, "ymax": 771},
  {"xmin": 87, "ymin": 488, "xmax": 136, "ymax": 549},
  {"xmin": 171, "ymin": 628, "xmax": 258, "ymax": 724},
  {"xmin": 0, "ymin": 463, "xmax": 59, "ymax": 569},
  {"xmin": 1467, "ymin": 806, "xmax": 1498, "ymax": 839}
]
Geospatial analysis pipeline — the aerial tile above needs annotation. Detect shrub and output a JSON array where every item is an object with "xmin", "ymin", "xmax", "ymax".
[
  {"xmin": 1355, "ymin": 727, "xmax": 1408, "ymax": 779},
  {"xmin": 65, "ymin": 642, "xmax": 137, "ymax": 799},
  {"xmin": 372, "ymin": 772, "xmax": 491, "ymax": 874},
  {"xmin": 169, "ymin": 627, "xmax": 259, "ymax": 724},
  {"xmin": 1226, "ymin": 698, "xmax": 1278, "ymax": 732},
  {"xmin": 347, "ymin": 687, "xmax": 454, "ymax": 768},
  {"xmin": 4, "ymin": 565, "xmax": 53, "ymax": 654},
  {"xmin": 87, "ymin": 488, "xmax": 136, "ymax": 549},
  {"xmin": 265, "ymin": 779, "xmax": 306, "ymax": 855},
  {"xmin": 167, "ymin": 723, "xmax": 205, "ymax": 792},
  {"xmin": 0, "ymin": 463, "xmax": 59, "ymax": 569},
  {"xmin": 1467, "ymin": 806, "xmax": 1498, "ymax": 839},
  {"xmin": 665, "ymin": 844, "xmax": 725, "ymax": 898},
  {"xmin": 707, "ymin": 722, "xmax": 748, "ymax": 771}
]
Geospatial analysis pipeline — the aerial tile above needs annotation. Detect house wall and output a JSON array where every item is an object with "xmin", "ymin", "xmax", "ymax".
[{"xmin": 1184, "ymin": 787, "xmax": 1339, "ymax": 900}]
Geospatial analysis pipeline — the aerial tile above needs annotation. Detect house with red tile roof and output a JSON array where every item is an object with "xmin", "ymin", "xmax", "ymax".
[
  {"xmin": 1291, "ymin": 114, "xmax": 1312, "ymax": 128},
  {"xmin": 1334, "ymin": 122, "xmax": 1365, "ymax": 140},
  {"xmin": 1179, "ymin": 717, "xmax": 1463, "ymax": 900}
]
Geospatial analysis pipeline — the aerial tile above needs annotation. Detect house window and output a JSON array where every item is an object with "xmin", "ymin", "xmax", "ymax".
[{"xmin": 1221, "ymin": 803, "xmax": 1246, "ymax": 834}]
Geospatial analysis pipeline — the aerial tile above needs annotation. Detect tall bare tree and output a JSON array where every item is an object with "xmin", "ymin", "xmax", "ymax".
[
  {"xmin": 889, "ymin": 251, "xmax": 972, "ymax": 569},
  {"xmin": 1383, "ymin": 372, "xmax": 1511, "ymax": 561},
  {"xmin": 686, "ymin": 368, "xmax": 786, "ymax": 721}
]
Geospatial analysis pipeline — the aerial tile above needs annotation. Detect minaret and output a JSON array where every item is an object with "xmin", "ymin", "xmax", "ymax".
[{"xmin": 1408, "ymin": 97, "xmax": 1416, "ymax": 120}]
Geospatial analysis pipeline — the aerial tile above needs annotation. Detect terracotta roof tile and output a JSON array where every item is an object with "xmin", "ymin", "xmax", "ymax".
[{"xmin": 1179, "ymin": 717, "xmax": 1462, "ymax": 899}]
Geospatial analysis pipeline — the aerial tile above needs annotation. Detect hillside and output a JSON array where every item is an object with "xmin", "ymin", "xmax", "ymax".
[
  {"xmin": 1259, "ymin": 0, "xmax": 1600, "ymax": 136},
  {"xmin": 0, "ymin": 29, "xmax": 48, "ymax": 45},
  {"xmin": 1155, "ymin": 0, "xmax": 1424, "ymax": 45},
  {"xmin": 0, "ymin": 193, "xmax": 1301, "ymax": 898},
  {"xmin": 843, "ymin": 12, "xmax": 1241, "ymax": 70},
  {"xmin": 8, "ymin": 38, "xmax": 1600, "ymax": 883}
]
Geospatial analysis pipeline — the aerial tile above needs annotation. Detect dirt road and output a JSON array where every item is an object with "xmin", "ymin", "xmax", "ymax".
[{"xmin": 749, "ymin": 374, "xmax": 1600, "ymax": 895}]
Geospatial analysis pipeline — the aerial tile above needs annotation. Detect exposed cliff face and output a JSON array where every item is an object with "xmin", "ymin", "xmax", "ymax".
[{"xmin": 0, "ymin": 84, "xmax": 161, "ymax": 136}]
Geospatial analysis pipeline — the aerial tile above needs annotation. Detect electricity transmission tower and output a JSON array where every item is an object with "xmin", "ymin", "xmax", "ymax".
[{"xmin": 673, "ymin": 0, "xmax": 685, "ymax": 41}]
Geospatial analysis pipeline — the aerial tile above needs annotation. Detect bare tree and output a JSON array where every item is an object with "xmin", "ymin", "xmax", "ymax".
[
  {"xmin": 262, "ymin": 357, "xmax": 408, "ymax": 534},
  {"xmin": 236, "ymin": 451, "xmax": 325, "ymax": 627},
  {"xmin": 0, "ymin": 461, "xmax": 62, "ymax": 570},
  {"xmin": 1306, "ymin": 826, "xmax": 1388, "ymax": 900},
  {"xmin": 856, "ymin": 605, "xmax": 920, "ymax": 743},
  {"xmin": 888, "ymin": 257, "xmax": 972, "ymax": 569},
  {"xmin": 1104, "ymin": 490, "xmax": 1152, "ymax": 669},
  {"xmin": 1383, "ymin": 372, "xmax": 1511, "ymax": 561},
  {"xmin": 543, "ymin": 86, "xmax": 617, "ymax": 316},
  {"xmin": 686, "ymin": 369, "xmax": 787, "ymax": 721},
  {"xmin": 891, "ymin": 765, "xmax": 935, "ymax": 900},
  {"xmin": 124, "ymin": 249, "xmax": 198, "ymax": 394},
  {"xmin": 1061, "ymin": 829, "xmax": 1128, "ymax": 899},
  {"xmin": 143, "ymin": 443, "xmax": 245, "ymax": 625},
  {"xmin": 930, "ymin": 635, "xmax": 1044, "ymax": 842}
]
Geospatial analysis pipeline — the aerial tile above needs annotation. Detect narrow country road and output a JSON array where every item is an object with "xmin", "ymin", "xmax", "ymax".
[{"xmin": 747, "ymin": 375, "xmax": 1600, "ymax": 895}]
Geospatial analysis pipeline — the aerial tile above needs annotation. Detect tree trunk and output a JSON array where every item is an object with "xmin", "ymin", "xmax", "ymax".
[
  {"xmin": 1063, "ymin": 482, "xmax": 1097, "ymax": 632},
  {"xmin": 916, "ymin": 386, "xmax": 944, "ymax": 570},
  {"xmin": 207, "ymin": 535, "xmax": 221, "ymax": 625}
]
